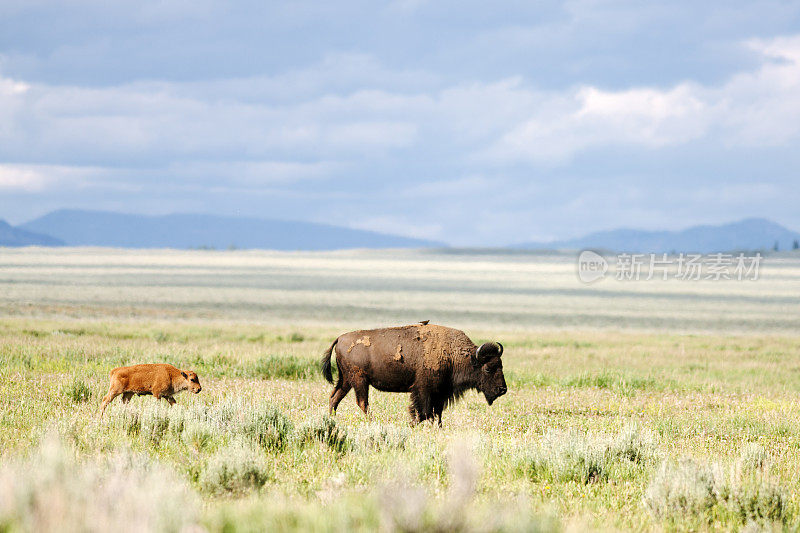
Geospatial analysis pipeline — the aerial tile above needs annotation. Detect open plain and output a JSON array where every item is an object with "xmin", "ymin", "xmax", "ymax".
[{"xmin": 1, "ymin": 247, "xmax": 800, "ymax": 531}]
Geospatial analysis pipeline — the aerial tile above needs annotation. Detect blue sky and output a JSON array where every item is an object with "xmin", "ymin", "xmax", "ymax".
[{"xmin": 1, "ymin": 0, "xmax": 799, "ymax": 245}]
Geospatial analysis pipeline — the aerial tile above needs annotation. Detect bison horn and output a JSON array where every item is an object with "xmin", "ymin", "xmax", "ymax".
[{"xmin": 474, "ymin": 342, "xmax": 502, "ymax": 365}]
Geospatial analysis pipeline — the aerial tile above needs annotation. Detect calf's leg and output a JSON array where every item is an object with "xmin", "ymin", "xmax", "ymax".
[
  {"xmin": 99, "ymin": 384, "xmax": 123, "ymax": 419},
  {"xmin": 121, "ymin": 392, "xmax": 134, "ymax": 404}
]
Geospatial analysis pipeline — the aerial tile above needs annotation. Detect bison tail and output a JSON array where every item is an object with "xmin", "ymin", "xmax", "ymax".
[{"xmin": 321, "ymin": 338, "xmax": 338, "ymax": 384}]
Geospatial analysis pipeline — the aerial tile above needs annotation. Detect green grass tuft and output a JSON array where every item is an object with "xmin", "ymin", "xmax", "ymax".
[
  {"xmin": 248, "ymin": 355, "xmax": 318, "ymax": 380},
  {"xmin": 64, "ymin": 377, "xmax": 92, "ymax": 403},
  {"xmin": 298, "ymin": 415, "xmax": 352, "ymax": 454}
]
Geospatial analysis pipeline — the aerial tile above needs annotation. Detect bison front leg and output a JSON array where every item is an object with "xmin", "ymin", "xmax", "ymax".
[
  {"xmin": 165, "ymin": 396, "xmax": 177, "ymax": 406},
  {"xmin": 409, "ymin": 387, "xmax": 433, "ymax": 426},
  {"xmin": 433, "ymin": 402, "xmax": 444, "ymax": 428},
  {"xmin": 408, "ymin": 404, "xmax": 419, "ymax": 426},
  {"xmin": 408, "ymin": 389, "xmax": 421, "ymax": 426}
]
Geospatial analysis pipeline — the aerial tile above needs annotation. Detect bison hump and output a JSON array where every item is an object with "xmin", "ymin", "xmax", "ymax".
[{"xmin": 416, "ymin": 324, "xmax": 471, "ymax": 371}]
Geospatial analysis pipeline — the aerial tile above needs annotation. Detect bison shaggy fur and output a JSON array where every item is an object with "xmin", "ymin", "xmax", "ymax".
[{"xmin": 321, "ymin": 323, "xmax": 506, "ymax": 426}]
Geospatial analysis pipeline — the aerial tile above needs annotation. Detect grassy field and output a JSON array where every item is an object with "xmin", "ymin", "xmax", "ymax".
[{"xmin": 2, "ymin": 248, "xmax": 800, "ymax": 531}]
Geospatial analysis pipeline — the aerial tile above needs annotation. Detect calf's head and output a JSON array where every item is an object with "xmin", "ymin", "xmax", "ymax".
[
  {"xmin": 472, "ymin": 342, "xmax": 507, "ymax": 405},
  {"xmin": 181, "ymin": 370, "xmax": 202, "ymax": 393}
]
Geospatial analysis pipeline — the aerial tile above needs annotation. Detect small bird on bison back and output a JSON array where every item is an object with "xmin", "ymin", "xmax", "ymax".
[{"xmin": 320, "ymin": 323, "xmax": 507, "ymax": 426}]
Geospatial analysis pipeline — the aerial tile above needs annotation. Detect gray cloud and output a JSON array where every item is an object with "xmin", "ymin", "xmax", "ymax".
[{"xmin": 1, "ymin": 1, "xmax": 800, "ymax": 245}]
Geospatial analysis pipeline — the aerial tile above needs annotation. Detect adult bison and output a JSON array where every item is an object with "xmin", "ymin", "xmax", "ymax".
[{"xmin": 321, "ymin": 322, "xmax": 506, "ymax": 426}]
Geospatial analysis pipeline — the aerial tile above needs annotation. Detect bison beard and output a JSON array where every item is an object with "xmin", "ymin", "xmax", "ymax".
[{"xmin": 321, "ymin": 323, "xmax": 507, "ymax": 426}]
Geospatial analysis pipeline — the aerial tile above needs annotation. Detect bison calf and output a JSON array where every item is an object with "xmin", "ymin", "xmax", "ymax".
[
  {"xmin": 99, "ymin": 363, "xmax": 202, "ymax": 418},
  {"xmin": 321, "ymin": 322, "xmax": 507, "ymax": 426}
]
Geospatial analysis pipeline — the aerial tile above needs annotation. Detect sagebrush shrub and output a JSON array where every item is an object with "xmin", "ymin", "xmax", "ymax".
[
  {"xmin": 728, "ymin": 444, "xmax": 785, "ymax": 524},
  {"xmin": 111, "ymin": 403, "xmax": 183, "ymax": 444},
  {"xmin": 379, "ymin": 442, "xmax": 555, "ymax": 532},
  {"xmin": 644, "ymin": 459, "xmax": 722, "ymax": 520},
  {"xmin": 181, "ymin": 420, "xmax": 215, "ymax": 451},
  {"xmin": 241, "ymin": 402, "xmax": 293, "ymax": 451},
  {"xmin": 737, "ymin": 443, "xmax": 768, "ymax": 474},
  {"xmin": 354, "ymin": 423, "xmax": 409, "ymax": 451},
  {"xmin": 728, "ymin": 475, "xmax": 785, "ymax": 524},
  {"xmin": 107, "ymin": 399, "xmax": 296, "ymax": 454},
  {"xmin": 610, "ymin": 423, "xmax": 658, "ymax": 464},
  {"xmin": 518, "ymin": 423, "xmax": 658, "ymax": 484},
  {"xmin": 520, "ymin": 429, "xmax": 608, "ymax": 483},
  {"xmin": 199, "ymin": 440, "xmax": 272, "ymax": 494},
  {"xmin": 645, "ymin": 444, "xmax": 788, "ymax": 527},
  {"xmin": 0, "ymin": 432, "xmax": 199, "ymax": 532},
  {"xmin": 205, "ymin": 397, "xmax": 240, "ymax": 428}
]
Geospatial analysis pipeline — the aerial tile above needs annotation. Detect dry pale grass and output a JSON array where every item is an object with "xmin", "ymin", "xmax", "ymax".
[{"xmin": 1, "ymin": 248, "xmax": 799, "ymax": 531}]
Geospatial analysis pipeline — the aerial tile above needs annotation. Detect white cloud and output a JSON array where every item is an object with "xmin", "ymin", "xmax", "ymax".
[
  {"xmin": 484, "ymin": 83, "xmax": 708, "ymax": 163},
  {"xmin": 484, "ymin": 34, "xmax": 800, "ymax": 163},
  {"xmin": 716, "ymin": 35, "xmax": 800, "ymax": 146},
  {"xmin": 0, "ymin": 164, "xmax": 95, "ymax": 191},
  {"xmin": 0, "ymin": 166, "xmax": 47, "ymax": 191},
  {"xmin": 0, "ymin": 77, "xmax": 29, "ymax": 95},
  {"xmin": 3, "ymin": 35, "xmax": 800, "ymax": 171},
  {"xmin": 0, "ymin": 72, "xmax": 424, "ymax": 163},
  {"xmin": 2, "ymin": 34, "xmax": 800, "ymax": 243}
]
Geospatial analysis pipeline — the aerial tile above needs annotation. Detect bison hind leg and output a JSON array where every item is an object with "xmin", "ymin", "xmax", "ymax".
[
  {"xmin": 353, "ymin": 382, "xmax": 370, "ymax": 418},
  {"xmin": 329, "ymin": 383, "xmax": 351, "ymax": 415},
  {"xmin": 121, "ymin": 392, "xmax": 134, "ymax": 404}
]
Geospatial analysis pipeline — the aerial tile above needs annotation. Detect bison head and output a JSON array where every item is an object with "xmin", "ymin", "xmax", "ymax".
[
  {"xmin": 472, "ymin": 342, "xmax": 507, "ymax": 405},
  {"xmin": 181, "ymin": 370, "xmax": 203, "ymax": 393}
]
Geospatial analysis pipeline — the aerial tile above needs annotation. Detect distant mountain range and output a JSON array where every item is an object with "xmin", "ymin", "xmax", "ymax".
[
  {"xmin": 0, "ymin": 219, "xmax": 64, "ymax": 247},
  {"xmin": 516, "ymin": 218, "xmax": 800, "ymax": 253},
  {"xmin": 3, "ymin": 210, "xmax": 800, "ymax": 252},
  {"xmin": 16, "ymin": 209, "xmax": 442, "ymax": 250}
]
